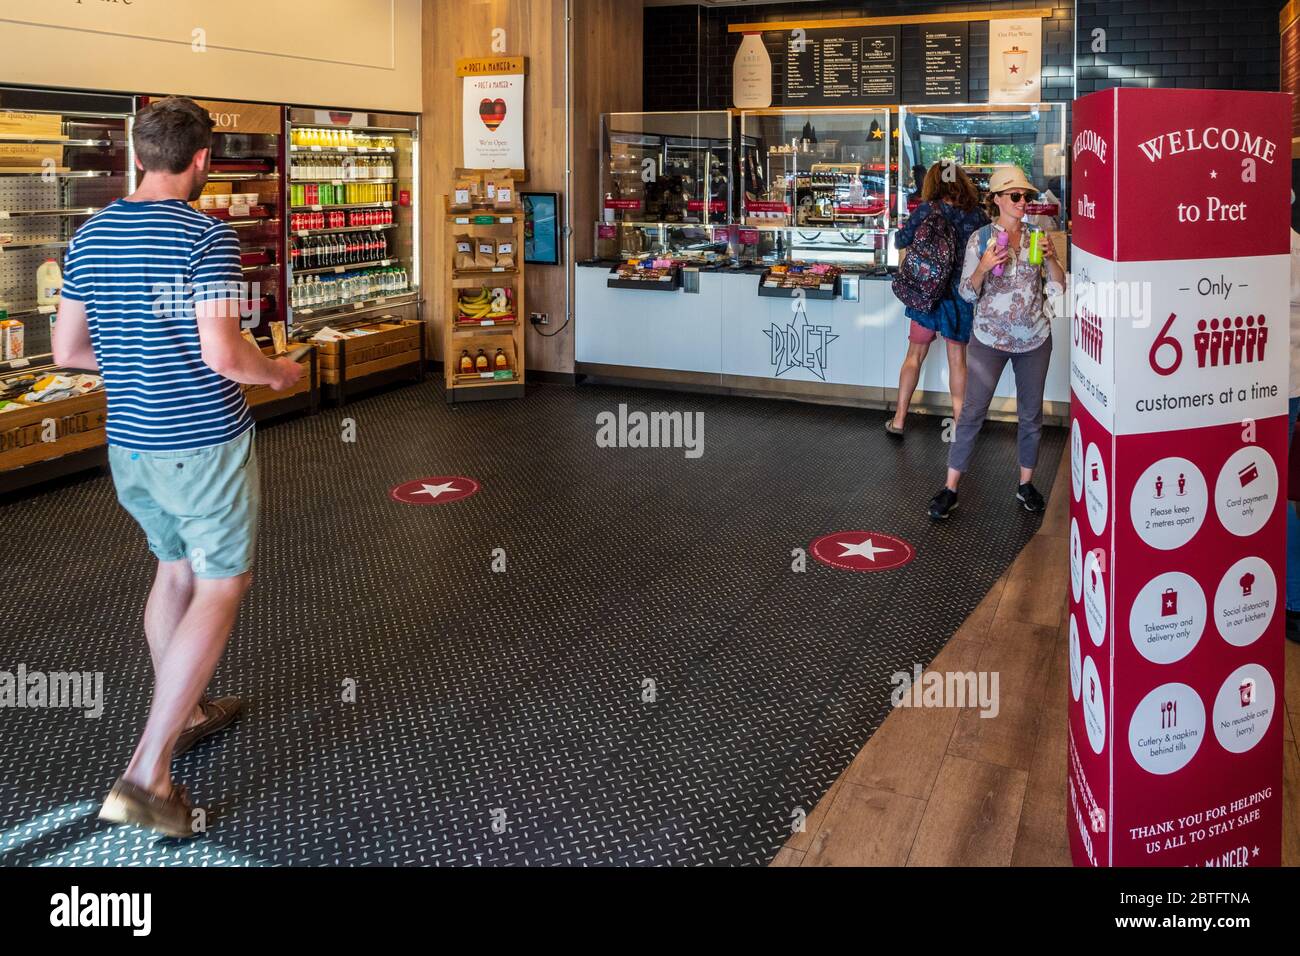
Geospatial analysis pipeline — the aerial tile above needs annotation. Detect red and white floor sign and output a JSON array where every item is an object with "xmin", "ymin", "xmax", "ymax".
[
  {"xmin": 1068, "ymin": 88, "xmax": 1289, "ymax": 867},
  {"xmin": 390, "ymin": 476, "xmax": 481, "ymax": 505},
  {"xmin": 810, "ymin": 531, "xmax": 915, "ymax": 572}
]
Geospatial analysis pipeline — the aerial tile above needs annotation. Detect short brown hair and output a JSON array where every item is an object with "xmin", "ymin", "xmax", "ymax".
[
  {"xmin": 133, "ymin": 97, "xmax": 214, "ymax": 173},
  {"xmin": 920, "ymin": 161, "xmax": 979, "ymax": 211}
]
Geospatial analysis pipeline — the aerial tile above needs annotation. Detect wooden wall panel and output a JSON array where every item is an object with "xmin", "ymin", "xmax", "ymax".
[{"xmin": 422, "ymin": 0, "xmax": 642, "ymax": 375}]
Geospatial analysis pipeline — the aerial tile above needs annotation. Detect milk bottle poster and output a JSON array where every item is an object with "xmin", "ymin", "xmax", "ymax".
[
  {"xmin": 988, "ymin": 18, "xmax": 1042, "ymax": 104},
  {"xmin": 460, "ymin": 58, "xmax": 525, "ymax": 170}
]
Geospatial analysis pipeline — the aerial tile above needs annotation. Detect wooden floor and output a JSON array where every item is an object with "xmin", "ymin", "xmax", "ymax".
[{"xmin": 773, "ymin": 444, "xmax": 1300, "ymax": 867}]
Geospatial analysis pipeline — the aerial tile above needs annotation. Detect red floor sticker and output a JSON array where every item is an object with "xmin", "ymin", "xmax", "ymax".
[
  {"xmin": 390, "ymin": 476, "xmax": 480, "ymax": 505},
  {"xmin": 809, "ymin": 531, "xmax": 915, "ymax": 572}
]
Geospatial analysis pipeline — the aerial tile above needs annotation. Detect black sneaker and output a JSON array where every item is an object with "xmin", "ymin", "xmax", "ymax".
[
  {"xmin": 1286, "ymin": 609, "xmax": 1300, "ymax": 645},
  {"xmin": 1017, "ymin": 482, "xmax": 1046, "ymax": 513},
  {"xmin": 929, "ymin": 487, "xmax": 958, "ymax": 520}
]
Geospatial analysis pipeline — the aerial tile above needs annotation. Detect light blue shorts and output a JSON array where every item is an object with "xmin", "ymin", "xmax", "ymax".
[{"xmin": 109, "ymin": 428, "xmax": 259, "ymax": 579}]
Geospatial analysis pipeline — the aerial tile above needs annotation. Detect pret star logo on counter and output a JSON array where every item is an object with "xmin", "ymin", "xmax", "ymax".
[
  {"xmin": 810, "ymin": 531, "xmax": 915, "ymax": 572},
  {"xmin": 765, "ymin": 308, "xmax": 837, "ymax": 380},
  {"xmin": 390, "ymin": 476, "xmax": 481, "ymax": 505}
]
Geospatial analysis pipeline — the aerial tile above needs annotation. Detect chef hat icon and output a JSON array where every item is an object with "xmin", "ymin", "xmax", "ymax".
[{"xmin": 1240, "ymin": 572, "xmax": 1256, "ymax": 595}]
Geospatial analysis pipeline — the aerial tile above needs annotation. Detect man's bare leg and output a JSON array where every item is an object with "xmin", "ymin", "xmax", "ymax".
[
  {"xmin": 124, "ymin": 573, "xmax": 251, "ymax": 797},
  {"xmin": 144, "ymin": 559, "xmax": 205, "ymax": 730}
]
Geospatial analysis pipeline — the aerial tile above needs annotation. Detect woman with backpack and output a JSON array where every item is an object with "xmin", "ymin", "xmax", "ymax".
[
  {"xmin": 887, "ymin": 161, "xmax": 988, "ymax": 436},
  {"xmin": 927, "ymin": 167, "xmax": 1066, "ymax": 521}
]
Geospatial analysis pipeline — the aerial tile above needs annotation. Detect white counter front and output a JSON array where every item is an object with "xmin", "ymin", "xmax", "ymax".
[{"xmin": 575, "ymin": 265, "xmax": 1071, "ymax": 414}]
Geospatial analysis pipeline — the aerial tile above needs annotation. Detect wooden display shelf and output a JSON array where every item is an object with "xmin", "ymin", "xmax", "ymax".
[
  {"xmin": 443, "ymin": 189, "xmax": 526, "ymax": 404},
  {"xmin": 0, "ymin": 390, "xmax": 107, "ymax": 478},
  {"xmin": 313, "ymin": 317, "xmax": 425, "ymax": 406},
  {"xmin": 242, "ymin": 342, "xmax": 318, "ymax": 421}
]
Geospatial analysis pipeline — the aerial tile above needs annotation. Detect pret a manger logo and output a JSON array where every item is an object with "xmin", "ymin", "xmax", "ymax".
[{"xmin": 1136, "ymin": 127, "xmax": 1278, "ymax": 165}]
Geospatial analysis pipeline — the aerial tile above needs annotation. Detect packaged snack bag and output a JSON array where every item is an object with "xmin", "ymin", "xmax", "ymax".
[
  {"xmin": 495, "ymin": 238, "xmax": 517, "ymax": 270},
  {"xmin": 453, "ymin": 234, "xmax": 476, "ymax": 271}
]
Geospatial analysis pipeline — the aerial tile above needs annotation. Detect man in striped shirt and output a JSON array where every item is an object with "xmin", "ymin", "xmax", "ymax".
[{"xmin": 54, "ymin": 96, "xmax": 301, "ymax": 838}]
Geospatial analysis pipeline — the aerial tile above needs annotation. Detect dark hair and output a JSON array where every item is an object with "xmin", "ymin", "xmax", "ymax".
[
  {"xmin": 133, "ymin": 97, "xmax": 214, "ymax": 174},
  {"xmin": 920, "ymin": 161, "xmax": 979, "ymax": 211}
]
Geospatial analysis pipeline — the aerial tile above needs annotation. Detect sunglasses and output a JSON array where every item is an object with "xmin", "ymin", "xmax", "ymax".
[{"xmin": 1001, "ymin": 191, "xmax": 1032, "ymax": 203}]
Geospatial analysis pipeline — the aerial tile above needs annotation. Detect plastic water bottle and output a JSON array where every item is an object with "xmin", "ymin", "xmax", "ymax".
[{"xmin": 992, "ymin": 230, "xmax": 1010, "ymax": 277}]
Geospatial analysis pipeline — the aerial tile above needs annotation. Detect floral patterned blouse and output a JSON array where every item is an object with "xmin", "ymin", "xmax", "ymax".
[{"xmin": 957, "ymin": 225, "xmax": 1063, "ymax": 353}]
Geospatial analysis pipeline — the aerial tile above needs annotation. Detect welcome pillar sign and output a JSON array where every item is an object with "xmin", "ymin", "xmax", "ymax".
[
  {"xmin": 1067, "ymin": 88, "xmax": 1290, "ymax": 867},
  {"xmin": 459, "ymin": 56, "xmax": 526, "ymax": 171}
]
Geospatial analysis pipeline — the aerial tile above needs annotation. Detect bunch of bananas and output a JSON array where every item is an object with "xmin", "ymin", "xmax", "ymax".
[{"xmin": 458, "ymin": 287, "xmax": 512, "ymax": 320}]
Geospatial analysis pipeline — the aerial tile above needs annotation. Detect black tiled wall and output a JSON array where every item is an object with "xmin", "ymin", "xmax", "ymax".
[
  {"xmin": 1077, "ymin": 0, "xmax": 1281, "ymax": 94},
  {"xmin": 644, "ymin": 1, "xmax": 1076, "ymax": 111},
  {"xmin": 643, "ymin": 1, "xmax": 1286, "ymax": 111}
]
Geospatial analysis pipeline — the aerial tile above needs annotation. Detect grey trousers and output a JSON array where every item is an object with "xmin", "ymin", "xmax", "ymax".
[{"xmin": 948, "ymin": 335, "xmax": 1052, "ymax": 475}]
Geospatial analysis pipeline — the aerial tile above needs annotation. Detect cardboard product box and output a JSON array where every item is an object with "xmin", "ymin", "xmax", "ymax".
[
  {"xmin": 201, "ymin": 182, "xmax": 233, "ymax": 196},
  {"xmin": 0, "ymin": 111, "xmax": 64, "ymax": 138},
  {"xmin": 0, "ymin": 320, "xmax": 24, "ymax": 361},
  {"xmin": 0, "ymin": 143, "xmax": 63, "ymax": 168}
]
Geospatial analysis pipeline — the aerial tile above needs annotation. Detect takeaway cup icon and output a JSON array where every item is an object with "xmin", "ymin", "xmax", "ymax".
[
  {"xmin": 1239, "ymin": 678, "xmax": 1255, "ymax": 707},
  {"xmin": 1003, "ymin": 46, "xmax": 1029, "ymax": 80}
]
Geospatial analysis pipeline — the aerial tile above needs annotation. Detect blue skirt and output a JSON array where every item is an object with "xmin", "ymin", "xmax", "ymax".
[{"xmin": 905, "ymin": 291, "xmax": 973, "ymax": 344}]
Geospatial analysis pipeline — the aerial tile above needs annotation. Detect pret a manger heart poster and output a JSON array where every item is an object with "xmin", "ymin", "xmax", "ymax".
[{"xmin": 458, "ymin": 56, "xmax": 526, "ymax": 170}]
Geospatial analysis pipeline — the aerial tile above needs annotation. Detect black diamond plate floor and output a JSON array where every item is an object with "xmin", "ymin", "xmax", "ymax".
[{"xmin": 0, "ymin": 379, "xmax": 1063, "ymax": 866}]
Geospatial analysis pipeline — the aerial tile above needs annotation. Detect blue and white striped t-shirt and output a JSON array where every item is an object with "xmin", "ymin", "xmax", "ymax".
[{"xmin": 61, "ymin": 198, "xmax": 253, "ymax": 451}]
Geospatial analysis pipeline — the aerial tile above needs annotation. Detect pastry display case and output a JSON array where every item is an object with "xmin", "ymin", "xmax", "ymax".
[
  {"xmin": 739, "ymin": 108, "xmax": 892, "ymax": 230},
  {"xmin": 734, "ymin": 107, "xmax": 894, "ymax": 271},
  {"xmin": 596, "ymin": 111, "xmax": 734, "ymax": 261}
]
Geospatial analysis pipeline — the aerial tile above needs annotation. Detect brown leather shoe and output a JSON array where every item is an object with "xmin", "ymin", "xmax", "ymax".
[
  {"xmin": 174, "ymin": 695, "xmax": 244, "ymax": 758},
  {"xmin": 98, "ymin": 777, "xmax": 198, "ymax": 839}
]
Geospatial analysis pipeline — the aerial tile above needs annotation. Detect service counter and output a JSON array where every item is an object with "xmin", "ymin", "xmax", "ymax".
[{"xmin": 575, "ymin": 261, "xmax": 1071, "ymax": 422}]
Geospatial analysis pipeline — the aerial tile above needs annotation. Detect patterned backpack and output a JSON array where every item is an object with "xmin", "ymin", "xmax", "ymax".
[{"xmin": 891, "ymin": 206, "xmax": 959, "ymax": 313}]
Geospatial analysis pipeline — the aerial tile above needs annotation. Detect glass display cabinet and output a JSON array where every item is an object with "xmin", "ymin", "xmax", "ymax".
[
  {"xmin": 597, "ymin": 111, "xmax": 734, "ymax": 259},
  {"xmin": 739, "ymin": 108, "xmax": 892, "ymax": 230},
  {"xmin": 897, "ymin": 103, "xmax": 1068, "ymax": 229},
  {"xmin": 285, "ymin": 106, "xmax": 420, "ymax": 332}
]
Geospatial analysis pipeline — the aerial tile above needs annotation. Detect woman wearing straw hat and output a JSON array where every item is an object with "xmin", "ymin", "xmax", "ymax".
[{"xmin": 928, "ymin": 166, "xmax": 1065, "ymax": 521}]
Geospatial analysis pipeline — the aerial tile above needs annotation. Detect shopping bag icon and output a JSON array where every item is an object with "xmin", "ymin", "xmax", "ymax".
[
  {"xmin": 1161, "ymin": 588, "xmax": 1178, "ymax": 616},
  {"xmin": 1238, "ymin": 461, "xmax": 1260, "ymax": 488}
]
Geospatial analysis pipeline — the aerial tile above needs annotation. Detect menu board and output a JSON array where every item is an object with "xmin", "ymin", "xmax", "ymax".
[
  {"xmin": 784, "ymin": 26, "xmax": 900, "ymax": 106},
  {"xmin": 918, "ymin": 24, "xmax": 967, "ymax": 102}
]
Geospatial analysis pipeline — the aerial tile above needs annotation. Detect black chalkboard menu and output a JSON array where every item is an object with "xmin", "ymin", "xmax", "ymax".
[
  {"xmin": 784, "ymin": 26, "xmax": 901, "ymax": 106},
  {"xmin": 918, "ymin": 24, "xmax": 968, "ymax": 102}
]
